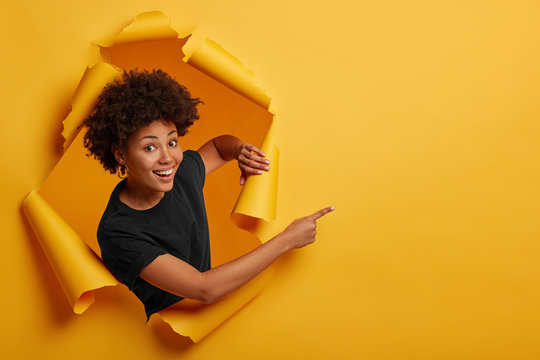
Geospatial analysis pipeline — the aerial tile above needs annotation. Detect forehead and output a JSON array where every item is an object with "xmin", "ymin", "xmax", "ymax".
[{"xmin": 132, "ymin": 119, "xmax": 177, "ymax": 139}]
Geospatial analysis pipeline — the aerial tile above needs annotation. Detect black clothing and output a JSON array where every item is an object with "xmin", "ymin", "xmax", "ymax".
[{"xmin": 97, "ymin": 150, "xmax": 210, "ymax": 321}]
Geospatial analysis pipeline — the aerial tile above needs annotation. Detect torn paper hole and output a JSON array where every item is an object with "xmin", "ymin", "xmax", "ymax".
[{"xmin": 23, "ymin": 10, "xmax": 279, "ymax": 342}]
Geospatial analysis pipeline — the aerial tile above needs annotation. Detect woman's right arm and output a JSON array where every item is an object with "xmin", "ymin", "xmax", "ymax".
[{"xmin": 139, "ymin": 206, "xmax": 334, "ymax": 303}]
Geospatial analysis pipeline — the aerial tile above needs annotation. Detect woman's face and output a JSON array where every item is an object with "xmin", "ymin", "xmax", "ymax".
[{"xmin": 115, "ymin": 119, "xmax": 183, "ymax": 198}]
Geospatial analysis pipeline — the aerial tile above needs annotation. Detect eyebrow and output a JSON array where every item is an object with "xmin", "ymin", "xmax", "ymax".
[{"xmin": 138, "ymin": 130, "xmax": 178, "ymax": 142}]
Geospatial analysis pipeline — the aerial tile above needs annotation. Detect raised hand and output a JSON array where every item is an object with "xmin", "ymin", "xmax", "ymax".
[{"xmin": 236, "ymin": 143, "xmax": 270, "ymax": 185}]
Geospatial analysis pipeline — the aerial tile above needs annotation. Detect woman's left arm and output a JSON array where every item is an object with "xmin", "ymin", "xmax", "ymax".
[{"xmin": 197, "ymin": 135, "xmax": 270, "ymax": 185}]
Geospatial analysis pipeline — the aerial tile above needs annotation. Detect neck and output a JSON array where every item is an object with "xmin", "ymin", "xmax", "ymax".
[{"xmin": 119, "ymin": 179, "xmax": 165, "ymax": 210}]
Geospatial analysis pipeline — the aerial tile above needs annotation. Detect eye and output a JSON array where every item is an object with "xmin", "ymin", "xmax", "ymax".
[
  {"xmin": 168, "ymin": 139, "xmax": 178, "ymax": 147},
  {"xmin": 144, "ymin": 145, "xmax": 156, "ymax": 152}
]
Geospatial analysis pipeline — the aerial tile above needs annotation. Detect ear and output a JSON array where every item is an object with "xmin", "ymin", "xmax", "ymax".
[{"xmin": 112, "ymin": 146, "xmax": 126, "ymax": 165}]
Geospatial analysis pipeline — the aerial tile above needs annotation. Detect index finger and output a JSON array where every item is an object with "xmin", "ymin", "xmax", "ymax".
[
  {"xmin": 307, "ymin": 206, "xmax": 335, "ymax": 221},
  {"xmin": 244, "ymin": 143, "xmax": 266, "ymax": 157}
]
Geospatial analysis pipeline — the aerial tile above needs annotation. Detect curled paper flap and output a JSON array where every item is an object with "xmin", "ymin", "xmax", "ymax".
[
  {"xmin": 113, "ymin": 11, "xmax": 178, "ymax": 44},
  {"xmin": 23, "ymin": 192, "xmax": 118, "ymax": 314},
  {"xmin": 62, "ymin": 62, "xmax": 122, "ymax": 151},
  {"xmin": 94, "ymin": 11, "xmax": 180, "ymax": 47},
  {"xmin": 156, "ymin": 267, "xmax": 273, "ymax": 342},
  {"xmin": 232, "ymin": 119, "xmax": 279, "ymax": 222},
  {"xmin": 24, "ymin": 10, "xmax": 278, "ymax": 342},
  {"xmin": 183, "ymin": 36, "xmax": 272, "ymax": 109}
]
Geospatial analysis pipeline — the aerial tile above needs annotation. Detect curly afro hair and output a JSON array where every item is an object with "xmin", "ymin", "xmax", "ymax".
[{"xmin": 82, "ymin": 69, "xmax": 203, "ymax": 174}]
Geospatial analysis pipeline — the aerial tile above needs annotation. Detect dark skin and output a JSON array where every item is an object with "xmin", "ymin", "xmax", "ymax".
[{"xmin": 115, "ymin": 119, "xmax": 334, "ymax": 304}]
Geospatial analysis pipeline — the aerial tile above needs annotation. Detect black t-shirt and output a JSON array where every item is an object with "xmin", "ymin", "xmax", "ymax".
[{"xmin": 97, "ymin": 150, "xmax": 211, "ymax": 321}]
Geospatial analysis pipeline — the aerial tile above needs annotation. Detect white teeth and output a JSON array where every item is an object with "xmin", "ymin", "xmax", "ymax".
[{"xmin": 154, "ymin": 169, "xmax": 173, "ymax": 176}]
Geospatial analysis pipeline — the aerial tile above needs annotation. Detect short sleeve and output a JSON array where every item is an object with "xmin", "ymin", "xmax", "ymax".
[
  {"xmin": 181, "ymin": 150, "xmax": 206, "ymax": 188},
  {"xmin": 100, "ymin": 234, "xmax": 168, "ymax": 290}
]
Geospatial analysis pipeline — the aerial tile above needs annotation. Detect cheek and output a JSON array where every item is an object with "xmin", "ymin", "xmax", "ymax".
[
  {"xmin": 174, "ymin": 149, "xmax": 183, "ymax": 164},
  {"xmin": 128, "ymin": 153, "xmax": 156, "ymax": 173}
]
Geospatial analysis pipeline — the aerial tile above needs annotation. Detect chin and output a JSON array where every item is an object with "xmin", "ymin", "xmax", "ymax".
[{"xmin": 158, "ymin": 181, "xmax": 174, "ymax": 192}]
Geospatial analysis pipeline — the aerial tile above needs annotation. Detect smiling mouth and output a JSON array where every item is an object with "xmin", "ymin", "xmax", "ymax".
[{"xmin": 153, "ymin": 168, "xmax": 174, "ymax": 177}]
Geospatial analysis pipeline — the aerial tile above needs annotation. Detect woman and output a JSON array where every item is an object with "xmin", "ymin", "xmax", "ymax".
[{"xmin": 83, "ymin": 69, "xmax": 333, "ymax": 321}]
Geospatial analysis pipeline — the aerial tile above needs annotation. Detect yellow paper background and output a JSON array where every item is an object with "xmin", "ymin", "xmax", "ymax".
[{"xmin": 3, "ymin": 1, "xmax": 540, "ymax": 359}]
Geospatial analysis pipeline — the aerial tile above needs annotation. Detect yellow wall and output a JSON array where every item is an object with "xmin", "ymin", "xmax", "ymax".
[{"xmin": 3, "ymin": 1, "xmax": 540, "ymax": 358}]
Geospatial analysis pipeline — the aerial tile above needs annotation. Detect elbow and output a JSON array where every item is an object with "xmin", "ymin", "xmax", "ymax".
[
  {"xmin": 199, "ymin": 294, "xmax": 215, "ymax": 305},
  {"xmin": 197, "ymin": 287, "xmax": 219, "ymax": 304},
  {"xmin": 193, "ymin": 275, "xmax": 220, "ymax": 304}
]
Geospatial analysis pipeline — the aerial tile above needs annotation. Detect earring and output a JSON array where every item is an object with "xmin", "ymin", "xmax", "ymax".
[{"xmin": 116, "ymin": 164, "xmax": 129, "ymax": 179}]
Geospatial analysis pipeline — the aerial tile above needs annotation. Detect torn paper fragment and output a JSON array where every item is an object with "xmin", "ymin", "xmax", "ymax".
[
  {"xmin": 183, "ymin": 36, "xmax": 272, "ymax": 109},
  {"xmin": 23, "ymin": 191, "xmax": 118, "ymax": 314},
  {"xmin": 156, "ymin": 267, "xmax": 273, "ymax": 342},
  {"xmin": 94, "ymin": 11, "xmax": 179, "ymax": 47},
  {"xmin": 232, "ymin": 119, "xmax": 279, "ymax": 223},
  {"xmin": 62, "ymin": 62, "xmax": 122, "ymax": 151}
]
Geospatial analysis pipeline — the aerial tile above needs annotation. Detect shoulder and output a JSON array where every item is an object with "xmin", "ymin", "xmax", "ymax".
[
  {"xmin": 182, "ymin": 150, "xmax": 204, "ymax": 170},
  {"xmin": 97, "ymin": 182, "xmax": 139, "ymax": 245},
  {"xmin": 176, "ymin": 149, "xmax": 206, "ymax": 187}
]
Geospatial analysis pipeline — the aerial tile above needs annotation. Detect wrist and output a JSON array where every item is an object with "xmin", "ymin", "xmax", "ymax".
[
  {"xmin": 234, "ymin": 141, "xmax": 243, "ymax": 160},
  {"xmin": 270, "ymin": 231, "xmax": 292, "ymax": 254}
]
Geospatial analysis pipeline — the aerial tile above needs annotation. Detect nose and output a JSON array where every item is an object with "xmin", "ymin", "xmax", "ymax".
[{"xmin": 159, "ymin": 146, "xmax": 173, "ymax": 164}]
